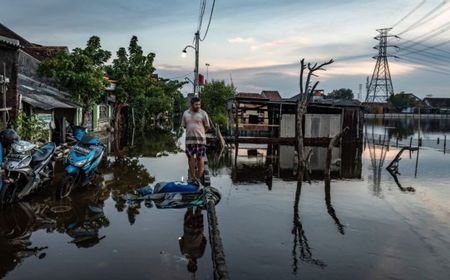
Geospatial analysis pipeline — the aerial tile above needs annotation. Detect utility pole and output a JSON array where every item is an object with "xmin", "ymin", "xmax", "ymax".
[
  {"xmin": 205, "ymin": 63, "xmax": 210, "ymax": 83},
  {"xmin": 358, "ymin": 83, "xmax": 362, "ymax": 100},
  {"xmin": 365, "ymin": 28, "xmax": 397, "ymax": 103},
  {"xmin": 194, "ymin": 31, "xmax": 200, "ymax": 96}
]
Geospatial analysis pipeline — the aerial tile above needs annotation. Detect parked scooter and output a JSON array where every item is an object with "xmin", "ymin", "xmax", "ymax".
[
  {"xmin": 0, "ymin": 129, "xmax": 56, "ymax": 209},
  {"xmin": 56, "ymin": 126, "xmax": 105, "ymax": 198}
]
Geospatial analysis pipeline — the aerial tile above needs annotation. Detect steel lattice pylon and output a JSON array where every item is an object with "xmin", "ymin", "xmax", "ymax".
[{"xmin": 365, "ymin": 28, "xmax": 396, "ymax": 103}]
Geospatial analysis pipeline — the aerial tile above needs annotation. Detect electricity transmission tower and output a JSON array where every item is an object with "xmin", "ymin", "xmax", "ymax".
[{"xmin": 365, "ymin": 28, "xmax": 397, "ymax": 103}]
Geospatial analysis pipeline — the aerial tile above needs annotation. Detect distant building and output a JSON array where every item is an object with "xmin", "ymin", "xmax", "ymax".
[{"xmin": 423, "ymin": 97, "xmax": 450, "ymax": 113}]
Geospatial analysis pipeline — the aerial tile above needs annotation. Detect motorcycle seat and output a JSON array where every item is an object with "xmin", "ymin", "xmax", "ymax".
[
  {"xmin": 32, "ymin": 143, "xmax": 56, "ymax": 162},
  {"xmin": 80, "ymin": 136, "xmax": 98, "ymax": 145}
]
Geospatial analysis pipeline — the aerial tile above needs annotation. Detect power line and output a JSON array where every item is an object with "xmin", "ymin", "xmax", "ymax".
[
  {"xmin": 200, "ymin": 0, "xmax": 216, "ymax": 41},
  {"xmin": 398, "ymin": 0, "xmax": 449, "ymax": 35},
  {"xmin": 396, "ymin": 22, "xmax": 450, "ymax": 51},
  {"xmin": 400, "ymin": 52, "xmax": 450, "ymax": 70},
  {"xmin": 397, "ymin": 43, "xmax": 450, "ymax": 62},
  {"xmin": 397, "ymin": 57, "xmax": 450, "ymax": 75},
  {"xmin": 396, "ymin": 55, "xmax": 450, "ymax": 74},
  {"xmin": 392, "ymin": 0, "xmax": 427, "ymax": 29},
  {"xmin": 198, "ymin": 0, "xmax": 207, "ymax": 32},
  {"xmin": 412, "ymin": 22, "xmax": 450, "ymax": 41},
  {"xmin": 400, "ymin": 5, "xmax": 450, "ymax": 34},
  {"xmin": 167, "ymin": 71, "xmax": 194, "ymax": 80},
  {"xmin": 396, "ymin": 37, "xmax": 450, "ymax": 56}
]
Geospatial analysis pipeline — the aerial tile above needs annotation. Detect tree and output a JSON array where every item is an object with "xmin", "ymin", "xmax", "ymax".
[
  {"xmin": 199, "ymin": 80, "xmax": 236, "ymax": 129},
  {"xmin": 38, "ymin": 36, "xmax": 111, "ymax": 124},
  {"xmin": 328, "ymin": 88, "xmax": 354, "ymax": 100},
  {"xmin": 296, "ymin": 58, "xmax": 334, "ymax": 181},
  {"xmin": 388, "ymin": 92, "xmax": 418, "ymax": 112},
  {"xmin": 106, "ymin": 36, "xmax": 186, "ymax": 128}
]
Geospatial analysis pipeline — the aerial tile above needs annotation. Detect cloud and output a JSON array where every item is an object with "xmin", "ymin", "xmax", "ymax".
[{"xmin": 228, "ymin": 37, "xmax": 255, "ymax": 44}]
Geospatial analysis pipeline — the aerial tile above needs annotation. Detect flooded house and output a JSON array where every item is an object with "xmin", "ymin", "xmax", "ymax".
[
  {"xmin": 0, "ymin": 23, "xmax": 114, "ymax": 136},
  {"xmin": 225, "ymin": 91, "xmax": 364, "ymax": 182}
]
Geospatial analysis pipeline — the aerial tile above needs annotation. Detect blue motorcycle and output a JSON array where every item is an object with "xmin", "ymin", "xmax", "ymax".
[{"xmin": 56, "ymin": 126, "xmax": 105, "ymax": 199}]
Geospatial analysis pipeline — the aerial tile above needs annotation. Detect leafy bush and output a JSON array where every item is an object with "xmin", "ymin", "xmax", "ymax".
[{"xmin": 13, "ymin": 111, "xmax": 50, "ymax": 143}]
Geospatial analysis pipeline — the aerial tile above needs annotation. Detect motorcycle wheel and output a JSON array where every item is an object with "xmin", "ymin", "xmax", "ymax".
[
  {"xmin": 42, "ymin": 161, "xmax": 55, "ymax": 188},
  {"xmin": 0, "ymin": 182, "xmax": 17, "ymax": 209},
  {"xmin": 55, "ymin": 174, "xmax": 76, "ymax": 199}
]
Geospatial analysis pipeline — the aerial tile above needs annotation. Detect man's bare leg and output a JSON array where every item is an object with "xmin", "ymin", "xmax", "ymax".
[
  {"xmin": 188, "ymin": 157, "xmax": 198, "ymax": 182},
  {"xmin": 196, "ymin": 157, "xmax": 204, "ymax": 183}
]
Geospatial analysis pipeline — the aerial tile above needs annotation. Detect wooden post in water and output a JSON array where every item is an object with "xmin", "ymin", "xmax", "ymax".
[
  {"xmin": 409, "ymin": 137, "xmax": 413, "ymax": 158},
  {"xmin": 396, "ymin": 137, "xmax": 399, "ymax": 148},
  {"xmin": 203, "ymin": 159, "xmax": 230, "ymax": 280},
  {"xmin": 444, "ymin": 135, "xmax": 447, "ymax": 154}
]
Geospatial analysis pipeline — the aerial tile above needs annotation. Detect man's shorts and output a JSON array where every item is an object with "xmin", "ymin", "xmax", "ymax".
[{"xmin": 185, "ymin": 144, "xmax": 206, "ymax": 158}]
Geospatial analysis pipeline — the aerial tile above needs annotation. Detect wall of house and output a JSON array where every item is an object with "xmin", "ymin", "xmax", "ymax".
[
  {"xmin": 17, "ymin": 50, "xmax": 40, "ymax": 79},
  {"xmin": 0, "ymin": 45, "xmax": 19, "ymax": 124}
]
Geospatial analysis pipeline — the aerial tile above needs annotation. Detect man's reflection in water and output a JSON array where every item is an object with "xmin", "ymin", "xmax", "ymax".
[{"xmin": 179, "ymin": 207, "xmax": 206, "ymax": 274}]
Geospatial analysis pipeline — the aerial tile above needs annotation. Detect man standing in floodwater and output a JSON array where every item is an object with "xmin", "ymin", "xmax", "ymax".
[{"xmin": 181, "ymin": 96, "xmax": 210, "ymax": 183}]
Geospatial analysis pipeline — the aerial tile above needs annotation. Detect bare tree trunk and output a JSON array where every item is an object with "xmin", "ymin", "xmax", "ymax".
[
  {"xmin": 325, "ymin": 127, "xmax": 349, "ymax": 181},
  {"xmin": 296, "ymin": 58, "xmax": 334, "ymax": 181},
  {"xmin": 296, "ymin": 104, "xmax": 305, "ymax": 181}
]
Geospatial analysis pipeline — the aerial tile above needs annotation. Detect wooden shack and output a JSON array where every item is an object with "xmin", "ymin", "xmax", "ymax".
[
  {"xmin": 225, "ymin": 91, "xmax": 363, "ymax": 181},
  {"xmin": 226, "ymin": 92, "xmax": 363, "ymax": 145}
]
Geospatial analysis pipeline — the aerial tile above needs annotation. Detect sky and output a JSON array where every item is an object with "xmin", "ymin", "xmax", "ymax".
[{"xmin": 2, "ymin": 0, "xmax": 450, "ymax": 98}]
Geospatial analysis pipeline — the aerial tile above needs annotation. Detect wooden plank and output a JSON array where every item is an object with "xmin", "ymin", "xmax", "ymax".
[
  {"xmin": 225, "ymin": 136, "xmax": 361, "ymax": 146},
  {"xmin": 225, "ymin": 136, "xmax": 329, "ymax": 146}
]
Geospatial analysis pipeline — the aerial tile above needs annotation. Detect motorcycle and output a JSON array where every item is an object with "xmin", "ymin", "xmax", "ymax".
[
  {"xmin": 55, "ymin": 126, "xmax": 105, "ymax": 198},
  {"xmin": 0, "ymin": 130, "xmax": 56, "ymax": 209}
]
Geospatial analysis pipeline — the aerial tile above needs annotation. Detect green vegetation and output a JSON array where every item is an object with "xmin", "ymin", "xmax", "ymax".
[
  {"xmin": 106, "ymin": 36, "xmax": 186, "ymax": 127},
  {"xmin": 327, "ymin": 88, "xmax": 354, "ymax": 100},
  {"xmin": 38, "ymin": 36, "xmax": 111, "ymax": 123},
  {"xmin": 38, "ymin": 35, "xmax": 186, "ymax": 129},
  {"xmin": 200, "ymin": 80, "xmax": 236, "ymax": 129},
  {"xmin": 13, "ymin": 112, "xmax": 50, "ymax": 143},
  {"xmin": 388, "ymin": 92, "xmax": 418, "ymax": 112}
]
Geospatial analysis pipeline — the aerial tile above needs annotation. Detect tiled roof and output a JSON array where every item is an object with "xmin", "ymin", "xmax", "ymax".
[
  {"xmin": 0, "ymin": 22, "xmax": 67, "ymax": 60},
  {"xmin": 261, "ymin": 90, "xmax": 282, "ymax": 101},
  {"xmin": 236, "ymin": 92, "xmax": 268, "ymax": 100},
  {"xmin": 24, "ymin": 45, "xmax": 68, "ymax": 61}
]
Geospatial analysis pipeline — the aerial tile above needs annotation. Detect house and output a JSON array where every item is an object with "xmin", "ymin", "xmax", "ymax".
[
  {"xmin": 423, "ymin": 97, "xmax": 450, "ymax": 113},
  {"xmin": 0, "ymin": 23, "xmax": 114, "ymax": 135},
  {"xmin": 226, "ymin": 90, "xmax": 363, "ymax": 179},
  {"xmin": 0, "ymin": 23, "xmax": 81, "ymax": 140}
]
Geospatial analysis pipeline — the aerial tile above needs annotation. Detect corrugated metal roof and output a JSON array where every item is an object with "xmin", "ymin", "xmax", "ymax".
[
  {"xmin": 0, "ymin": 35, "xmax": 20, "ymax": 47},
  {"xmin": 18, "ymin": 74, "xmax": 80, "ymax": 110},
  {"xmin": 423, "ymin": 97, "xmax": 450, "ymax": 108}
]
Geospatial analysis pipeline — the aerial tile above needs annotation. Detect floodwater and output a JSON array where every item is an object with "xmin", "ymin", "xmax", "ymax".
[{"xmin": 1, "ymin": 119, "xmax": 450, "ymax": 280}]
